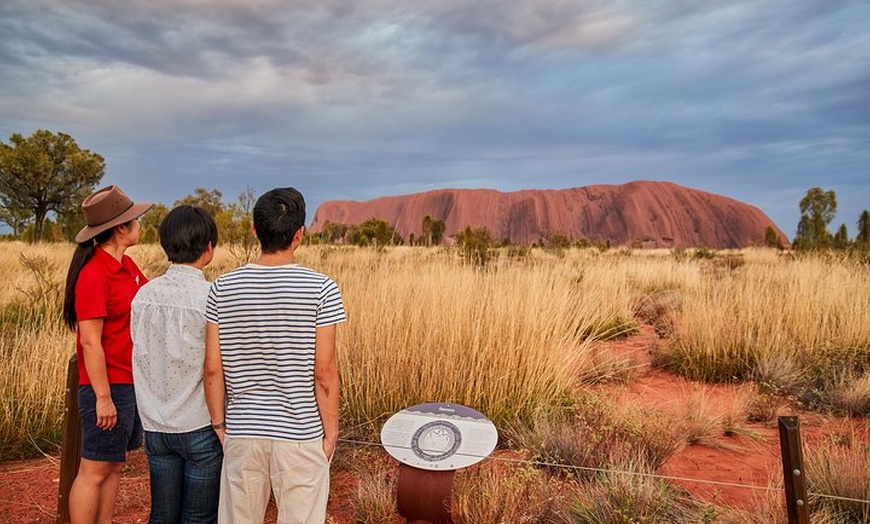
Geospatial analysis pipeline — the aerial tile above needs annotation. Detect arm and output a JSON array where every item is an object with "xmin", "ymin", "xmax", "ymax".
[
  {"xmin": 314, "ymin": 323, "xmax": 340, "ymax": 460},
  {"xmin": 78, "ymin": 319, "xmax": 116, "ymax": 430},
  {"xmin": 204, "ymin": 321, "xmax": 226, "ymax": 444}
]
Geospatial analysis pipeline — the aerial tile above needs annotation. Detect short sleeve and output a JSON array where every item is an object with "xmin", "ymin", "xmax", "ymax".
[
  {"xmin": 316, "ymin": 278, "xmax": 346, "ymax": 327},
  {"xmin": 205, "ymin": 280, "xmax": 220, "ymax": 325},
  {"xmin": 75, "ymin": 268, "xmax": 108, "ymax": 322}
]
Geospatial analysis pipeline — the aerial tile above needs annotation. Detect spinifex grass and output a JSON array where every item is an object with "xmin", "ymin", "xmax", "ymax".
[
  {"xmin": 2, "ymin": 242, "xmax": 867, "ymax": 461},
  {"xmin": 303, "ymin": 247, "xmax": 619, "ymax": 439},
  {"xmin": 660, "ymin": 250, "xmax": 870, "ymax": 412}
]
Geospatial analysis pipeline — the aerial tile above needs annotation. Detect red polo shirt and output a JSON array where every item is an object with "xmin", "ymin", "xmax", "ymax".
[{"xmin": 75, "ymin": 248, "xmax": 148, "ymax": 385}]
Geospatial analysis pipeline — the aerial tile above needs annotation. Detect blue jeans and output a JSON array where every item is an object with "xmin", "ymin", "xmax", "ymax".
[{"xmin": 144, "ymin": 426, "xmax": 223, "ymax": 524}]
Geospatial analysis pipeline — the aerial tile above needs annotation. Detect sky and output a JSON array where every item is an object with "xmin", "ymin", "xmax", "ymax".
[{"xmin": 1, "ymin": 0, "xmax": 868, "ymax": 238}]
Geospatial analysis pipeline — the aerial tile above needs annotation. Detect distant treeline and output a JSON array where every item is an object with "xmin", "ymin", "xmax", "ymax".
[{"xmin": 1, "ymin": 130, "xmax": 868, "ymax": 253}]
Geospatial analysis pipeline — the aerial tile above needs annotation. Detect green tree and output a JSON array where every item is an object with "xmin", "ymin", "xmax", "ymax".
[
  {"xmin": 354, "ymin": 218, "xmax": 402, "ymax": 247},
  {"xmin": 139, "ymin": 203, "xmax": 170, "ymax": 244},
  {"xmin": 55, "ymin": 203, "xmax": 86, "ymax": 242},
  {"xmin": 320, "ymin": 221, "xmax": 349, "ymax": 243},
  {"xmin": 22, "ymin": 218, "xmax": 66, "ymax": 242},
  {"xmin": 764, "ymin": 226, "xmax": 784, "ymax": 249},
  {"xmin": 832, "ymin": 223, "xmax": 850, "ymax": 249},
  {"xmin": 0, "ymin": 130, "xmax": 105, "ymax": 242},
  {"xmin": 455, "ymin": 226, "xmax": 493, "ymax": 266},
  {"xmin": 0, "ymin": 204, "xmax": 29, "ymax": 236},
  {"xmin": 421, "ymin": 215, "xmax": 446, "ymax": 246},
  {"xmin": 857, "ymin": 210, "xmax": 870, "ymax": 246},
  {"xmin": 173, "ymin": 188, "xmax": 225, "ymax": 217},
  {"xmin": 794, "ymin": 187, "xmax": 837, "ymax": 250},
  {"xmin": 219, "ymin": 187, "xmax": 258, "ymax": 263},
  {"xmin": 548, "ymin": 233, "xmax": 572, "ymax": 249},
  {"xmin": 421, "ymin": 215, "xmax": 433, "ymax": 245}
]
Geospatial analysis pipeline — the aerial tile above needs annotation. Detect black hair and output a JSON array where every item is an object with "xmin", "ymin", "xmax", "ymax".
[
  {"xmin": 159, "ymin": 205, "xmax": 219, "ymax": 263},
  {"xmin": 252, "ymin": 187, "xmax": 305, "ymax": 254},
  {"xmin": 62, "ymin": 228, "xmax": 114, "ymax": 330}
]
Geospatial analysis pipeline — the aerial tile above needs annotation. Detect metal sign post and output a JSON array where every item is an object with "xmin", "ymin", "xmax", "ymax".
[{"xmin": 381, "ymin": 403, "xmax": 499, "ymax": 524}]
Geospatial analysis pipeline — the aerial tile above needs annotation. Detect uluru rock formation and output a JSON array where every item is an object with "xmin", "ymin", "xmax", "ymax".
[{"xmin": 310, "ymin": 180, "xmax": 790, "ymax": 249}]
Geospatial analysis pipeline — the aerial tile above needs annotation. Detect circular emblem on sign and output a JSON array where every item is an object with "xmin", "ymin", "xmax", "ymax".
[
  {"xmin": 411, "ymin": 420, "xmax": 462, "ymax": 462},
  {"xmin": 381, "ymin": 402, "xmax": 498, "ymax": 471}
]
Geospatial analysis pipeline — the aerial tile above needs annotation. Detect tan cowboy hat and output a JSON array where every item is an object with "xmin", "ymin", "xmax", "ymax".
[{"xmin": 75, "ymin": 185, "xmax": 154, "ymax": 243}]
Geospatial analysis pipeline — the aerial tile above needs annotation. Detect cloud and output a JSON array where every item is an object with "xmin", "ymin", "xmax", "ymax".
[{"xmin": 0, "ymin": 0, "xmax": 867, "ymax": 235}]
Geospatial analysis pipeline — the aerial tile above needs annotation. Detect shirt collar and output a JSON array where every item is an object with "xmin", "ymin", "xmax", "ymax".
[
  {"xmin": 94, "ymin": 246, "xmax": 125, "ymax": 273},
  {"xmin": 166, "ymin": 264, "xmax": 206, "ymax": 280}
]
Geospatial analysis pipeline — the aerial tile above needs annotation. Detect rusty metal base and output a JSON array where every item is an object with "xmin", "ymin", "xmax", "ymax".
[{"xmin": 396, "ymin": 464, "xmax": 456, "ymax": 524}]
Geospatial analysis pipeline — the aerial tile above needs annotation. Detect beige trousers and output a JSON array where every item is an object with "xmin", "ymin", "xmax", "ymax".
[{"xmin": 218, "ymin": 437, "xmax": 330, "ymax": 524}]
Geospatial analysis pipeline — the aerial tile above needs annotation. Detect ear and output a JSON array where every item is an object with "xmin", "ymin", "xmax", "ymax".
[
  {"xmin": 293, "ymin": 226, "xmax": 305, "ymax": 244},
  {"xmin": 200, "ymin": 241, "xmax": 215, "ymax": 265}
]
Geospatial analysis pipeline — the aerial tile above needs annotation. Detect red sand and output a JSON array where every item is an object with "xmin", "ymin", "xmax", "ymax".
[{"xmin": 1, "ymin": 325, "xmax": 863, "ymax": 523}]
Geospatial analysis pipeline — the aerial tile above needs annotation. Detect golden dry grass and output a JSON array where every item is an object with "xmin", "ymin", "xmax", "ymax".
[{"xmin": 1, "ymin": 242, "xmax": 868, "ymax": 460}]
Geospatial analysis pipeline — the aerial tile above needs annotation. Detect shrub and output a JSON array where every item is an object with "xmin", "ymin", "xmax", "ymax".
[
  {"xmin": 348, "ymin": 450, "xmax": 397, "ymax": 524},
  {"xmin": 806, "ymin": 430, "xmax": 870, "ymax": 523},
  {"xmin": 569, "ymin": 460, "xmax": 704, "ymax": 524},
  {"xmin": 452, "ymin": 458, "xmax": 574, "ymax": 523},
  {"xmin": 455, "ymin": 226, "xmax": 494, "ymax": 266},
  {"xmin": 505, "ymin": 394, "xmax": 683, "ymax": 478}
]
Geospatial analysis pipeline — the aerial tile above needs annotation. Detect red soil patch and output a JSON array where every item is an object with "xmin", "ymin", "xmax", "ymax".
[{"xmin": 1, "ymin": 325, "xmax": 864, "ymax": 522}]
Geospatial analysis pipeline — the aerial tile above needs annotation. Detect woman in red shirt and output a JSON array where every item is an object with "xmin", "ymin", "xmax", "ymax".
[{"xmin": 62, "ymin": 185, "xmax": 152, "ymax": 524}]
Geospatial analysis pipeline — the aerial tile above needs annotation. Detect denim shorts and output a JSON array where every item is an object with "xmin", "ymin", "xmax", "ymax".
[{"xmin": 78, "ymin": 384, "xmax": 143, "ymax": 462}]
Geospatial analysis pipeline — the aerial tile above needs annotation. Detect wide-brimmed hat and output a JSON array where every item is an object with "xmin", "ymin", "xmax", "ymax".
[{"xmin": 75, "ymin": 185, "xmax": 153, "ymax": 243}]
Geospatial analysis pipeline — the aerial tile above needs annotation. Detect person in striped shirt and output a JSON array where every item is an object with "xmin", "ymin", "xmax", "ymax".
[{"xmin": 204, "ymin": 187, "xmax": 345, "ymax": 524}]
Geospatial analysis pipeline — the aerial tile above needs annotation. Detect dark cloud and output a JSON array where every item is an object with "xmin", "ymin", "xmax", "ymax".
[{"xmin": 0, "ymin": 0, "xmax": 867, "ymax": 236}]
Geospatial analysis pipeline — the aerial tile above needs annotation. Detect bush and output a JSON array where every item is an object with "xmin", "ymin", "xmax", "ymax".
[
  {"xmin": 452, "ymin": 458, "xmax": 574, "ymax": 523},
  {"xmin": 505, "ymin": 394, "xmax": 683, "ymax": 478},
  {"xmin": 806, "ymin": 431, "xmax": 869, "ymax": 523},
  {"xmin": 569, "ymin": 460, "xmax": 707, "ymax": 524},
  {"xmin": 455, "ymin": 226, "xmax": 494, "ymax": 266}
]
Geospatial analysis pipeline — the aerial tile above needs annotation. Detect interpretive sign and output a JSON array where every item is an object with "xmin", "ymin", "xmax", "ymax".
[{"xmin": 381, "ymin": 402, "xmax": 498, "ymax": 471}]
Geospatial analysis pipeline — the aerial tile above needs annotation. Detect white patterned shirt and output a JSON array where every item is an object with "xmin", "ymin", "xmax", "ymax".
[{"xmin": 131, "ymin": 264, "xmax": 212, "ymax": 433}]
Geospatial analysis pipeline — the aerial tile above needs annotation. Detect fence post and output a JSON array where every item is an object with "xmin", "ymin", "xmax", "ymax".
[
  {"xmin": 778, "ymin": 416, "xmax": 810, "ymax": 524},
  {"xmin": 56, "ymin": 354, "xmax": 80, "ymax": 524}
]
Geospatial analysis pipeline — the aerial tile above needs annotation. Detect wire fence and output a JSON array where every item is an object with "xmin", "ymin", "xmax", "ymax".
[{"xmin": 336, "ymin": 437, "xmax": 870, "ymax": 507}]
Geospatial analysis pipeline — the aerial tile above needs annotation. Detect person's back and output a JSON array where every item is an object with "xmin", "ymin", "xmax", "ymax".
[
  {"xmin": 204, "ymin": 187, "xmax": 345, "ymax": 524},
  {"xmin": 207, "ymin": 263, "xmax": 344, "ymax": 441},
  {"xmin": 131, "ymin": 205, "xmax": 223, "ymax": 524},
  {"xmin": 132, "ymin": 265, "xmax": 212, "ymax": 429}
]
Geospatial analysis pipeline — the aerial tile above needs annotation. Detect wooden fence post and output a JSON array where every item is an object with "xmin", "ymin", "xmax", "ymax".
[
  {"xmin": 778, "ymin": 416, "xmax": 810, "ymax": 524},
  {"xmin": 56, "ymin": 354, "xmax": 80, "ymax": 524}
]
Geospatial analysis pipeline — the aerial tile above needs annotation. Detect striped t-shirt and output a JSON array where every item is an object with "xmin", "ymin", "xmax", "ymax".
[{"xmin": 205, "ymin": 263, "xmax": 346, "ymax": 442}]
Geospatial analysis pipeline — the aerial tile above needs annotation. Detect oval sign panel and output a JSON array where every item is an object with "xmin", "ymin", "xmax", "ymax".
[{"xmin": 380, "ymin": 402, "xmax": 498, "ymax": 471}]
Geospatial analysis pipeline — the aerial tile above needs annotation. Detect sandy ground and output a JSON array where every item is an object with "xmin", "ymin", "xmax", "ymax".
[{"xmin": 1, "ymin": 325, "xmax": 864, "ymax": 523}]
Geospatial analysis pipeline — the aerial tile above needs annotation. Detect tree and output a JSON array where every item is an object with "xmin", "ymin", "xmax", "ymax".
[
  {"xmin": 0, "ymin": 204, "xmax": 29, "ymax": 236},
  {"xmin": 794, "ymin": 187, "xmax": 837, "ymax": 250},
  {"xmin": 139, "ymin": 203, "xmax": 170, "ymax": 244},
  {"xmin": 764, "ymin": 226, "xmax": 784, "ymax": 249},
  {"xmin": 321, "ymin": 221, "xmax": 349, "ymax": 243},
  {"xmin": 857, "ymin": 210, "xmax": 870, "ymax": 246},
  {"xmin": 352, "ymin": 218, "xmax": 402, "ymax": 247},
  {"xmin": 218, "ymin": 187, "xmax": 259, "ymax": 264},
  {"xmin": 0, "ymin": 130, "xmax": 105, "ymax": 242},
  {"xmin": 833, "ymin": 223, "xmax": 850, "ymax": 249},
  {"xmin": 421, "ymin": 215, "xmax": 446, "ymax": 246},
  {"xmin": 173, "ymin": 188, "xmax": 225, "ymax": 217},
  {"xmin": 455, "ymin": 226, "xmax": 494, "ymax": 266}
]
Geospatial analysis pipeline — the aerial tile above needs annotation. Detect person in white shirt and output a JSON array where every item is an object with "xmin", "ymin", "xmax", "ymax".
[{"xmin": 131, "ymin": 205, "xmax": 222, "ymax": 524}]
